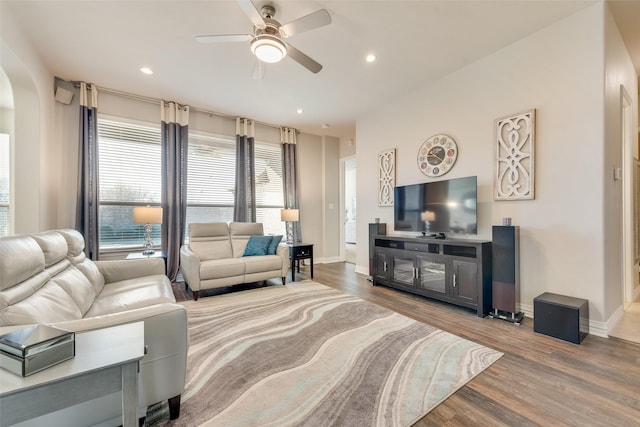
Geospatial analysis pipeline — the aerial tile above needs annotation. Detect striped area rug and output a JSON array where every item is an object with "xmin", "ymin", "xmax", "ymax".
[{"xmin": 167, "ymin": 281, "xmax": 502, "ymax": 426}]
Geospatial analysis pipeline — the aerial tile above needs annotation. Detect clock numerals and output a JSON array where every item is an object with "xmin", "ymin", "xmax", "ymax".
[{"xmin": 417, "ymin": 134, "xmax": 458, "ymax": 177}]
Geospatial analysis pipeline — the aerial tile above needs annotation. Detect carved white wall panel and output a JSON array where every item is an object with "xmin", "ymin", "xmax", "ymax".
[
  {"xmin": 378, "ymin": 149, "xmax": 396, "ymax": 206},
  {"xmin": 495, "ymin": 109, "xmax": 536, "ymax": 200}
]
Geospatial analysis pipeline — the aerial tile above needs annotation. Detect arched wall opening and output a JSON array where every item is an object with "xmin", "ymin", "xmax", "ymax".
[{"xmin": 1, "ymin": 40, "xmax": 42, "ymax": 233}]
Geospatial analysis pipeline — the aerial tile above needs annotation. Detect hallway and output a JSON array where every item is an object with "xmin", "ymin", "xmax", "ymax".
[
  {"xmin": 345, "ymin": 242, "xmax": 356, "ymax": 264},
  {"xmin": 609, "ymin": 302, "xmax": 640, "ymax": 344}
]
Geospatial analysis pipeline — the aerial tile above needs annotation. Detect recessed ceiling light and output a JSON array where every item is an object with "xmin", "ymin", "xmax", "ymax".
[
  {"xmin": 296, "ymin": 108, "xmax": 303, "ymax": 114},
  {"xmin": 140, "ymin": 67, "xmax": 153, "ymax": 75},
  {"xmin": 321, "ymin": 124, "xmax": 330, "ymax": 129},
  {"xmin": 366, "ymin": 54, "xmax": 376, "ymax": 63}
]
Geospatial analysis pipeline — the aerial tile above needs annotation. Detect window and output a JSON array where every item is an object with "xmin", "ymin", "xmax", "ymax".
[
  {"xmin": 254, "ymin": 142, "xmax": 285, "ymax": 236},
  {"xmin": 186, "ymin": 133, "xmax": 236, "ymax": 235},
  {"xmin": 186, "ymin": 132, "xmax": 285, "ymax": 239},
  {"xmin": 0, "ymin": 133, "xmax": 11, "ymax": 236},
  {"xmin": 96, "ymin": 117, "xmax": 285, "ymax": 250},
  {"xmin": 97, "ymin": 117, "xmax": 161, "ymax": 251}
]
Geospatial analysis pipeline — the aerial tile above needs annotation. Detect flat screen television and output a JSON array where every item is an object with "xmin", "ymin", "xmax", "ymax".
[{"xmin": 394, "ymin": 176, "xmax": 477, "ymax": 236}]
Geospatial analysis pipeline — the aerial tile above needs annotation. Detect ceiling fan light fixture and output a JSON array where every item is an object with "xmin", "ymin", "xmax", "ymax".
[{"xmin": 251, "ymin": 35, "xmax": 287, "ymax": 63}]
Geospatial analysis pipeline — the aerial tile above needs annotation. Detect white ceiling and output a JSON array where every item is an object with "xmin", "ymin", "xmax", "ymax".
[{"xmin": 3, "ymin": 1, "xmax": 639, "ymax": 140}]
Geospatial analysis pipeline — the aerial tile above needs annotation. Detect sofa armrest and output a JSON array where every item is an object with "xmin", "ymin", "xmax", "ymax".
[
  {"xmin": 52, "ymin": 303, "xmax": 188, "ymax": 408},
  {"xmin": 276, "ymin": 244, "xmax": 290, "ymax": 277},
  {"xmin": 95, "ymin": 258, "xmax": 165, "ymax": 284},
  {"xmin": 50, "ymin": 303, "xmax": 185, "ymax": 333},
  {"xmin": 180, "ymin": 245, "xmax": 202, "ymax": 291}
]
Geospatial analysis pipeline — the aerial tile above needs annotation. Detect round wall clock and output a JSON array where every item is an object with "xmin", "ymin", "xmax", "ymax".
[{"xmin": 417, "ymin": 134, "xmax": 458, "ymax": 177}]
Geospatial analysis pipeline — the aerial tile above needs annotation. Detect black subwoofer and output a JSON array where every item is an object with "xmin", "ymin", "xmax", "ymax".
[{"xmin": 534, "ymin": 292, "xmax": 589, "ymax": 344}]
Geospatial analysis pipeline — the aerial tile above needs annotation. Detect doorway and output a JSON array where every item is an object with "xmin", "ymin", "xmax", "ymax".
[
  {"xmin": 609, "ymin": 85, "xmax": 640, "ymax": 344},
  {"xmin": 621, "ymin": 86, "xmax": 638, "ymax": 307},
  {"xmin": 344, "ymin": 157, "xmax": 356, "ymax": 264}
]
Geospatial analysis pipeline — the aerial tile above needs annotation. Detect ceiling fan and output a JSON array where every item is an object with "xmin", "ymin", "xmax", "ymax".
[{"xmin": 196, "ymin": 0, "xmax": 331, "ymax": 74}]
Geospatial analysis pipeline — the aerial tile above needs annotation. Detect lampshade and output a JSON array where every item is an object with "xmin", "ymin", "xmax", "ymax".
[
  {"xmin": 251, "ymin": 35, "xmax": 287, "ymax": 63},
  {"xmin": 133, "ymin": 206, "xmax": 163, "ymax": 224},
  {"xmin": 280, "ymin": 208, "xmax": 299, "ymax": 222},
  {"xmin": 421, "ymin": 211, "xmax": 436, "ymax": 222}
]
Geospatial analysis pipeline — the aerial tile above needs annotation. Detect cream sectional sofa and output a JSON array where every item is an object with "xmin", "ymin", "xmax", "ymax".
[
  {"xmin": 180, "ymin": 222, "xmax": 289, "ymax": 300},
  {"xmin": 0, "ymin": 229, "xmax": 187, "ymax": 426}
]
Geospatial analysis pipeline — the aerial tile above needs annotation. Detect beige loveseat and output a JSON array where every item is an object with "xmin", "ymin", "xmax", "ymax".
[
  {"xmin": 180, "ymin": 222, "xmax": 289, "ymax": 300},
  {"xmin": 0, "ymin": 229, "xmax": 187, "ymax": 426}
]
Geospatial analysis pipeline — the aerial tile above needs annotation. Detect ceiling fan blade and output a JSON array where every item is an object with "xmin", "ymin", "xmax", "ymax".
[
  {"xmin": 252, "ymin": 58, "xmax": 266, "ymax": 80},
  {"xmin": 196, "ymin": 34, "xmax": 252, "ymax": 43},
  {"xmin": 280, "ymin": 9, "xmax": 331, "ymax": 37},
  {"xmin": 236, "ymin": 0, "xmax": 265, "ymax": 29},
  {"xmin": 286, "ymin": 44, "xmax": 323, "ymax": 74}
]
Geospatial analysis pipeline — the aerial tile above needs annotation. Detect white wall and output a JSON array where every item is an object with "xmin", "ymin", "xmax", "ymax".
[
  {"xmin": 297, "ymin": 133, "xmax": 341, "ymax": 262},
  {"xmin": 355, "ymin": 3, "xmax": 637, "ymax": 327},
  {"xmin": 1, "ymin": 5, "xmax": 56, "ymax": 233},
  {"xmin": 323, "ymin": 136, "xmax": 341, "ymax": 261}
]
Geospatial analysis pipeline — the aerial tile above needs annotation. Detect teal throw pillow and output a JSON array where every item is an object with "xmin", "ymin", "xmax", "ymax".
[
  {"xmin": 267, "ymin": 235, "xmax": 283, "ymax": 255},
  {"xmin": 243, "ymin": 235, "xmax": 273, "ymax": 256}
]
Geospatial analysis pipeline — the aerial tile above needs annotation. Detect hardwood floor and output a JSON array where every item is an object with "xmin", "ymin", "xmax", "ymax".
[{"xmin": 173, "ymin": 262, "xmax": 640, "ymax": 426}]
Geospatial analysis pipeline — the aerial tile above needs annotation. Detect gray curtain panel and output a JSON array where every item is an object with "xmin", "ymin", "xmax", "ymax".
[
  {"xmin": 234, "ymin": 118, "xmax": 256, "ymax": 222},
  {"xmin": 75, "ymin": 83, "xmax": 100, "ymax": 259},
  {"xmin": 281, "ymin": 128, "xmax": 302, "ymax": 244},
  {"xmin": 161, "ymin": 102, "xmax": 189, "ymax": 281}
]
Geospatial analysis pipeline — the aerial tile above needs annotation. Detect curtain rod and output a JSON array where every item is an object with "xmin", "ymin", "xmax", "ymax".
[{"xmin": 68, "ymin": 79, "xmax": 289, "ymax": 132}]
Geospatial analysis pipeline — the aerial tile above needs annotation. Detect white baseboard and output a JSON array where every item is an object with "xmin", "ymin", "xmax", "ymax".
[
  {"xmin": 518, "ymin": 302, "xmax": 533, "ymax": 319},
  {"xmin": 314, "ymin": 256, "xmax": 341, "ymax": 264},
  {"xmin": 355, "ymin": 264, "xmax": 368, "ymax": 276},
  {"xmin": 606, "ymin": 304, "xmax": 625, "ymax": 337}
]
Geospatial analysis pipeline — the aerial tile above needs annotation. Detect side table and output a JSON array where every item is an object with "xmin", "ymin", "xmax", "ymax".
[
  {"xmin": 288, "ymin": 243, "xmax": 314, "ymax": 282},
  {"xmin": 126, "ymin": 250, "xmax": 167, "ymax": 273},
  {"xmin": 0, "ymin": 322, "xmax": 145, "ymax": 427}
]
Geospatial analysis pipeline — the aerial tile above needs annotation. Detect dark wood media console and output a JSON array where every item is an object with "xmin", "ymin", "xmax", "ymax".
[{"xmin": 372, "ymin": 235, "xmax": 492, "ymax": 317}]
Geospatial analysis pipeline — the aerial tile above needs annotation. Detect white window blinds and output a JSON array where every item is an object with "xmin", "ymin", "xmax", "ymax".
[
  {"xmin": 187, "ymin": 134, "xmax": 236, "ymax": 205},
  {"xmin": 0, "ymin": 133, "xmax": 11, "ymax": 236},
  {"xmin": 98, "ymin": 119, "xmax": 162, "ymax": 203},
  {"xmin": 97, "ymin": 118, "xmax": 161, "ymax": 250}
]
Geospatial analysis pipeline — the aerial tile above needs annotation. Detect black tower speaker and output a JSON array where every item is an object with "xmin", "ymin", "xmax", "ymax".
[
  {"xmin": 490, "ymin": 225, "xmax": 523, "ymax": 323},
  {"xmin": 368, "ymin": 223, "xmax": 386, "ymax": 278}
]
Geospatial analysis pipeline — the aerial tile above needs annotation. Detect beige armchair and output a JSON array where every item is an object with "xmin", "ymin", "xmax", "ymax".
[{"xmin": 180, "ymin": 222, "xmax": 289, "ymax": 300}]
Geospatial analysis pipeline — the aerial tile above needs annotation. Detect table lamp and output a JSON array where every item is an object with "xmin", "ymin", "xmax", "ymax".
[
  {"xmin": 133, "ymin": 206, "xmax": 163, "ymax": 255},
  {"xmin": 421, "ymin": 210, "xmax": 435, "ymax": 235},
  {"xmin": 280, "ymin": 208, "xmax": 299, "ymax": 244}
]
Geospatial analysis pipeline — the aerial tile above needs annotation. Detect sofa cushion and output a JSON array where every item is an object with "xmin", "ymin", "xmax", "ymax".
[
  {"xmin": 189, "ymin": 223, "xmax": 233, "ymax": 261},
  {"xmin": 0, "ymin": 235, "xmax": 45, "ymax": 291},
  {"xmin": 229, "ymin": 222, "xmax": 264, "ymax": 257},
  {"xmin": 200, "ymin": 258, "xmax": 246, "ymax": 280},
  {"xmin": 31, "ymin": 231, "xmax": 68, "ymax": 267},
  {"xmin": 243, "ymin": 235, "xmax": 273, "ymax": 256},
  {"xmin": 0, "ymin": 281, "xmax": 82, "ymax": 325},
  {"xmin": 50, "ymin": 266, "xmax": 97, "ymax": 315},
  {"xmin": 243, "ymin": 255, "xmax": 283, "ymax": 274},
  {"xmin": 58, "ymin": 229, "xmax": 105, "ymax": 295},
  {"xmin": 267, "ymin": 235, "xmax": 283, "ymax": 255},
  {"xmin": 85, "ymin": 275, "xmax": 175, "ymax": 317}
]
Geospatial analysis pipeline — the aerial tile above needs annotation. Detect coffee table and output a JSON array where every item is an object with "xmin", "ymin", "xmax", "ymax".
[{"xmin": 0, "ymin": 322, "xmax": 145, "ymax": 427}]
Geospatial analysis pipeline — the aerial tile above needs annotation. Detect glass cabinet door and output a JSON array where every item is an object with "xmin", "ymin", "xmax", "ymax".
[
  {"xmin": 416, "ymin": 256, "xmax": 446, "ymax": 294},
  {"xmin": 392, "ymin": 256, "xmax": 415, "ymax": 287}
]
